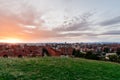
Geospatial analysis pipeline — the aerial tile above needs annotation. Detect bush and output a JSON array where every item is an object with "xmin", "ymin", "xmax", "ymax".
[
  {"xmin": 108, "ymin": 55, "xmax": 118, "ymax": 62},
  {"xmin": 72, "ymin": 49, "xmax": 85, "ymax": 57},
  {"xmin": 85, "ymin": 51, "xmax": 99, "ymax": 60},
  {"xmin": 72, "ymin": 49, "xmax": 76, "ymax": 56},
  {"xmin": 74, "ymin": 50, "xmax": 81, "ymax": 57},
  {"xmin": 116, "ymin": 48, "xmax": 120, "ymax": 56},
  {"xmin": 117, "ymin": 56, "xmax": 120, "ymax": 63},
  {"xmin": 116, "ymin": 51, "xmax": 120, "ymax": 56},
  {"xmin": 79, "ymin": 52, "xmax": 85, "ymax": 57}
]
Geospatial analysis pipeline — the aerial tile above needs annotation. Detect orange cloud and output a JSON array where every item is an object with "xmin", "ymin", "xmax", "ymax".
[{"xmin": 0, "ymin": 2, "xmax": 48, "ymax": 42}]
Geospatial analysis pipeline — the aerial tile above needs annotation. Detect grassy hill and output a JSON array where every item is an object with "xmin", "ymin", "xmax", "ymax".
[{"xmin": 0, "ymin": 57, "xmax": 120, "ymax": 80}]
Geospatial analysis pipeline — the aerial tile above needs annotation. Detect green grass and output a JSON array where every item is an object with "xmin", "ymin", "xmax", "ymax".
[{"xmin": 0, "ymin": 57, "xmax": 120, "ymax": 80}]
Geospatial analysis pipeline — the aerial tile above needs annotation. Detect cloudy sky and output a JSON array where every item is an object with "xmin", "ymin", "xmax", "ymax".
[{"xmin": 0, "ymin": 0, "xmax": 120, "ymax": 43}]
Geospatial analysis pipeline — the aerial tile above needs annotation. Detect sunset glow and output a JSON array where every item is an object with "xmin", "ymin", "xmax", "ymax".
[
  {"xmin": 0, "ymin": 0, "xmax": 120, "ymax": 43},
  {"xmin": 0, "ymin": 38, "xmax": 22, "ymax": 43}
]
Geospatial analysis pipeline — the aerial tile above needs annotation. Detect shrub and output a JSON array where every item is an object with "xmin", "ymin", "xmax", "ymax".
[
  {"xmin": 72, "ymin": 49, "xmax": 85, "ymax": 58},
  {"xmin": 108, "ymin": 55, "xmax": 118, "ymax": 62},
  {"xmin": 116, "ymin": 48, "xmax": 120, "ymax": 56},
  {"xmin": 72, "ymin": 49, "xmax": 76, "ymax": 56},
  {"xmin": 85, "ymin": 51, "xmax": 99, "ymax": 60},
  {"xmin": 74, "ymin": 50, "xmax": 80, "ymax": 57},
  {"xmin": 79, "ymin": 52, "xmax": 85, "ymax": 57},
  {"xmin": 117, "ymin": 56, "xmax": 120, "ymax": 63},
  {"xmin": 74, "ymin": 50, "xmax": 81, "ymax": 57}
]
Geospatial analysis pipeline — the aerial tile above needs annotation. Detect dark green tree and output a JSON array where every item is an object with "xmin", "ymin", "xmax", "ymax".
[
  {"xmin": 103, "ymin": 47, "xmax": 110, "ymax": 53},
  {"xmin": 116, "ymin": 47, "xmax": 120, "ymax": 56}
]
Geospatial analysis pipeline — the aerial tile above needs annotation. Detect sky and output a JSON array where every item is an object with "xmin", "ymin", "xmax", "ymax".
[{"xmin": 0, "ymin": 0, "xmax": 120, "ymax": 43}]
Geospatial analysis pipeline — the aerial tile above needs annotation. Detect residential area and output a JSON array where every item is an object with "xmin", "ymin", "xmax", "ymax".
[{"xmin": 0, "ymin": 43, "xmax": 120, "ymax": 62}]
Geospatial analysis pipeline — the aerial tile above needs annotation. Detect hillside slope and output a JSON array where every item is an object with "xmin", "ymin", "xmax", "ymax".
[{"xmin": 0, "ymin": 57, "xmax": 120, "ymax": 80}]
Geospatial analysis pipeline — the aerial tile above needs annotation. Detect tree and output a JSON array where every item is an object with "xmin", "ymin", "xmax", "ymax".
[
  {"xmin": 72, "ymin": 49, "xmax": 76, "ymax": 56},
  {"xmin": 85, "ymin": 51, "xmax": 99, "ymax": 60},
  {"xmin": 116, "ymin": 47, "xmax": 120, "ymax": 56},
  {"xmin": 103, "ymin": 47, "xmax": 110, "ymax": 53}
]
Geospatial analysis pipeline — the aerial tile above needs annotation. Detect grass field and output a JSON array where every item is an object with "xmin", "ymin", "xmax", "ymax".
[{"xmin": 0, "ymin": 57, "xmax": 120, "ymax": 80}]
